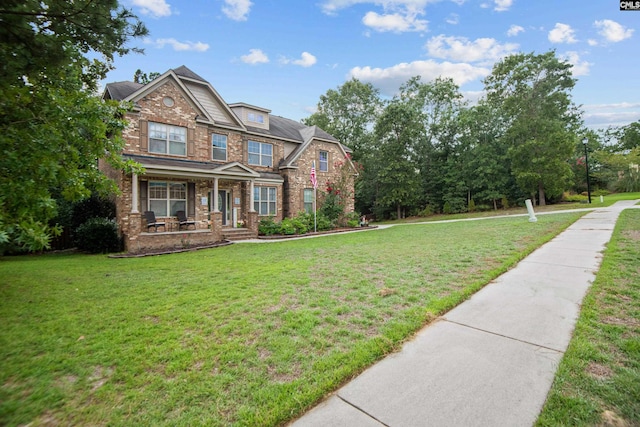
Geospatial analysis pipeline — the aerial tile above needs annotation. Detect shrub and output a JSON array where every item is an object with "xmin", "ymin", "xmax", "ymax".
[
  {"xmin": 258, "ymin": 217, "xmax": 280, "ymax": 236},
  {"xmin": 475, "ymin": 204, "xmax": 492, "ymax": 212},
  {"xmin": 279, "ymin": 218, "xmax": 297, "ymax": 235},
  {"xmin": 442, "ymin": 201, "xmax": 452, "ymax": 214},
  {"xmin": 563, "ymin": 194, "xmax": 588, "ymax": 203},
  {"xmin": 315, "ymin": 214, "xmax": 333, "ymax": 231},
  {"xmin": 501, "ymin": 197, "xmax": 509, "ymax": 210},
  {"xmin": 75, "ymin": 218, "xmax": 121, "ymax": 253},
  {"xmin": 345, "ymin": 212, "xmax": 360, "ymax": 228},
  {"xmin": 468, "ymin": 199, "xmax": 476, "ymax": 213}
]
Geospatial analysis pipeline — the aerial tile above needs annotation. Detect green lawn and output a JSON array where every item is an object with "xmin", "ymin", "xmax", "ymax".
[
  {"xmin": 0, "ymin": 213, "xmax": 585, "ymax": 426},
  {"xmin": 536, "ymin": 208, "xmax": 640, "ymax": 426},
  {"xmin": 375, "ymin": 192, "xmax": 640, "ymax": 225}
]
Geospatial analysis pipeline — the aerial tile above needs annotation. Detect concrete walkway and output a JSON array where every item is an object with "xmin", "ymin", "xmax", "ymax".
[{"xmin": 290, "ymin": 200, "xmax": 639, "ymax": 427}]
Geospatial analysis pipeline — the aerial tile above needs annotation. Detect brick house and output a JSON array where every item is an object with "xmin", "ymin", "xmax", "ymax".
[{"xmin": 101, "ymin": 66, "xmax": 356, "ymax": 253}]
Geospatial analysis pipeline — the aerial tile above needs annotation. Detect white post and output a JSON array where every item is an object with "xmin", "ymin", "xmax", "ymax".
[
  {"xmin": 249, "ymin": 180, "xmax": 256, "ymax": 212},
  {"xmin": 213, "ymin": 177, "xmax": 219, "ymax": 212},
  {"xmin": 233, "ymin": 207, "xmax": 238, "ymax": 228},
  {"xmin": 313, "ymin": 160, "xmax": 317, "ymax": 233},
  {"xmin": 600, "ymin": 195, "xmax": 604, "ymax": 203},
  {"xmin": 525, "ymin": 199, "xmax": 537, "ymax": 222},
  {"xmin": 131, "ymin": 173, "xmax": 139, "ymax": 213}
]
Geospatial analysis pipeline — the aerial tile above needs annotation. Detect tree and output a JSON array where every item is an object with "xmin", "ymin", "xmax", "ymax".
[
  {"xmin": 484, "ymin": 51, "xmax": 581, "ymax": 205},
  {"xmin": 134, "ymin": 69, "xmax": 161, "ymax": 84},
  {"xmin": 0, "ymin": 1, "xmax": 147, "ymax": 251},
  {"xmin": 398, "ymin": 76, "xmax": 466, "ymax": 212},
  {"xmin": 302, "ymin": 78, "xmax": 382, "ymax": 159},
  {"xmin": 371, "ymin": 100, "xmax": 422, "ymax": 219},
  {"xmin": 457, "ymin": 102, "xmax": 512, "ymax": 210}
]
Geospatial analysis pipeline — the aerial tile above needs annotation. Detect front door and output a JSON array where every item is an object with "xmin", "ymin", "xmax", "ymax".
[{"xmin": 218, "ymin": 190, "xmax": 231, "ymax": 226}]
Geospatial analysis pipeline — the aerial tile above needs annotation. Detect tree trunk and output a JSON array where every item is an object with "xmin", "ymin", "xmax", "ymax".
[
  {"xmin": 538, "ymin": 183, "xmax": 546, "ymax": 206},
  {"xmin": 493, "ymin": 199, "xmax": 497, "ymax": 211},
  {"xmin": 397, "ymin": 203, "xmax": 401, "ymax": 220}
]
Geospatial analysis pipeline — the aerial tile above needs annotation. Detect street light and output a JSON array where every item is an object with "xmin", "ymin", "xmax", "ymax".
[{"xmin": 582, "ymin": 137, "xmax": 591, "ymax": 204}]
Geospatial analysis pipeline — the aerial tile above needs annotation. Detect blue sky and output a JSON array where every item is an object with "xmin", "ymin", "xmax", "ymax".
[{"xmin": 105, "ymin": 0, "xmax": 640, "ymax": 129}]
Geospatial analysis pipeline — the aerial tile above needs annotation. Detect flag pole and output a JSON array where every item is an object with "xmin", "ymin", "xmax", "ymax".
[{"xmin": 313, "ymin": 161, "xmax": 317, "ymax": 232}]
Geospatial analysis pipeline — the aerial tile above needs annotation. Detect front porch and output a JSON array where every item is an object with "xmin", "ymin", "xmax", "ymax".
[{"xmin": 124, "ymin": 210, "xmax": 259, "ymax": 254}]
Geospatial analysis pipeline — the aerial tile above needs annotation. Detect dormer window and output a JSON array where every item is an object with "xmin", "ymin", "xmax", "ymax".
[{"xmin": 247, "ymin": 112, "xmax": 264, "ymax": 124}]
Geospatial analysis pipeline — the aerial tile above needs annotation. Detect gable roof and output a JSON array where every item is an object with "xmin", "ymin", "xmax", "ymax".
[
  {"xmin": 104, "ymin": 66, "xmax": 351, "ymax": 161},
  {"xmin": 172, "ymin": 65, "xmax": 207, "ymax": 82},
  {"xmin": 104, "ymin": 81, "xmax": 144, "ymax": 100}
]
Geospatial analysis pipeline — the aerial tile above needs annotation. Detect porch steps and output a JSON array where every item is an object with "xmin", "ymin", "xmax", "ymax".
[{"xmin": 221, "ymin": 228, "xmax": 257, "ymax": 241}]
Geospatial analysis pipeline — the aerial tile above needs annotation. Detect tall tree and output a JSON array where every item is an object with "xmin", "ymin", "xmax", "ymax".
[
  {"xmin": 302, "ymin": 78, "xmax": 382, "ymax": 159},
  {"xmin": 371, "ymin": 100, "xmax": 421, "ymax": 219},
  {"xmin": 0, "ymin": 1, "xmax": 147, "ymax": 251},
  {"xmin": 398, "ymin": 76, "xmax": 466, "ymax": 212},
  {"xmin": 458, "ymin": 102, "xmax": 512, "ymax": 210},
  {"xmin": 484, "ymin": 51, "xmax": 581, "ymax": 205}
]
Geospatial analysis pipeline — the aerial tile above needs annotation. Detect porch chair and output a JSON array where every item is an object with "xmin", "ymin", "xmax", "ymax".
[
  {"xmin": 176, "ymin": 210, "xmax": 196, "ymax": 230},
  {"xmin": 144, "ymin": 211, "xmax": 166, "ymax": 232}
]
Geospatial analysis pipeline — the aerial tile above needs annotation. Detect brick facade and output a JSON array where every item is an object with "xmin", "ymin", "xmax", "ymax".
[{"xmin": 103, "ymin": 67, "xmax": 356, "ymax": 253}]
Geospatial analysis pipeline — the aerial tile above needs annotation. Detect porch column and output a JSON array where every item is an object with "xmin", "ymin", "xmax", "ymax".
[
  {"xmin": 131, "ymin": 173, "xmax": 139, "ymax": 214},
  {"xmin": 249, "ymin": 180, "xmax": 255, "ymax": 212},
  {"xmin": 213, "ymin": 177, "xmax": 220, "ymax": 212}
]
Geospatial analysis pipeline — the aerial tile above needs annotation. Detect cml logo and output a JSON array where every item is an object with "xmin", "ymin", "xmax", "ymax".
[{"xmin": 620, "ymin": 1, "xmax": 640, "ymax": 10}]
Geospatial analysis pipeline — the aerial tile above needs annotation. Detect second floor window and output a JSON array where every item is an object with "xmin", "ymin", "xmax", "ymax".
[
  {"xmin": 248, "ymin": 141, "xmax": 272, "ymax": 167},
  {"xmin": 149, "ymin": 122, "xmax": 186, "ymax": 156},
  {"xmin": 319, "ymin": 151, "xmax": 328, "ymax": 172},
  {"xmin": 212, "ymin": 134, "xmax": 227, "ymax": 161}
]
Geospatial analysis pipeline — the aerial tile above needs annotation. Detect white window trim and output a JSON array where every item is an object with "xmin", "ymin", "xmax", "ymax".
[
  {"xmin": 254, "ymin": 186, "xmax": 277, "ymax": 216},
  {"xmin": 247, "ymin": 112, "xmax": 264, "ymax": 124},
  {"xmin": 148, "ymin": 181, "xmax": 187, "ymax": 217},
  {"xmin": 303, "ymin": 188, "xmax": 314, "ymax": 214},
  {"xmin": 248, "ymin": 141, "xmax": 273, "ymax": 167},
  {"xmin": 148, "ymin": 122, "xmax": 187, "ymax": 156},
  {"xmin": 319, "ymin": 150, "xmax": 329, "ymax": 172},
  {"xmin": 212, "ymin": 133, "xmax": 227, "ymax": 162}
]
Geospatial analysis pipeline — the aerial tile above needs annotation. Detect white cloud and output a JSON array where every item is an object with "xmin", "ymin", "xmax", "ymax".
[
  {"xmin": 587, "ymin": 39, "xmax": 598, "ymax": 46},
  {"xmin": 560, "ymin": 51, "xmax": 591, "ymax": 76},
  {"xmin": 582, "ymin": 102, "xmax": 640, "ymax": 128},
  {"xmin": 132, "ymin": 0, "xmax": 171, "ymax": 17},
  {"xmin": 222, "ymin": 0, "xmax": 253, "ymax": 21},
  {"xmin": 548, "ymin": 23, "xmax": 577, "ymax": 44},
  {"xmin": 425, "ymin": 35, "xmax": 518, "ymax": 63},
  {"xmin": 507, "ymin": 24, "xmax": 524, "ymax": 37},
  {"xmin": 150, "ymin": 38, "xmax": 209, "ymax": 51},
  {"xmin": 281, "ymin": 52, "xmax": 318, "ymax": 67},
  {"xmin": 320, "ymin": 0, "xmax": 433, "ymax": 15},
  {"xmin": 446, "ymin": 13, "xmax": 459, "ymax": 25},
  {"xmin": 362, "ymin": 11, "xmax": 427, "ymax": 32},
  {"xmin": 494, "ymin": 0, "xmax": 513, "ymax": 12},
  {"xmin": 594, "ymin": 19, "xmax": 634, "ymax": 43},
  {"xmin": 348, "ymin": 60, "xmax": 490, "ymax": 96},
  {"xmin": 241, "ymin": 49, "xmax": 269, "ymax": 65}
]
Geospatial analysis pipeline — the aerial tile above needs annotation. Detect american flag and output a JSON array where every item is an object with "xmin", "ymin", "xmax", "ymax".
[{"xmin": 310, "ymin": 161, "xmax": 318, "ymax": 189}]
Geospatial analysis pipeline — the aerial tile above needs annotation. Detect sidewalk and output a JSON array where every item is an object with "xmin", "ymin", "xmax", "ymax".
[{"xmin": 290, "ymin": 200, "xmax": 638, "ymax": 427}]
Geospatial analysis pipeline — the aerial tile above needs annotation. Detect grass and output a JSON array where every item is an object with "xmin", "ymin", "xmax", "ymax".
[
  {"xmin": 536, "ymin": 208, "xmax": 640, "ymax": 426},
  {"xmin": 374, "ymin": 192, "xmax": 640, "ymax": 225},
  {"xmin": 0, "ymin": 212, "xmax": 592, "ymax": 426}
]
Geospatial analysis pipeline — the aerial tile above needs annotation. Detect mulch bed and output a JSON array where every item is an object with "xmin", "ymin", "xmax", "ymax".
[
  {"xmin": 257, "ymin": 225, "xmax": 377, "ymax": 240},
  {"xmin": 108, "ymin": 226, "xmax": 378, "ymax": 257},
  {"xmin": 108, "ymin": 240, "xmax": 233, "ymax": 258}
]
